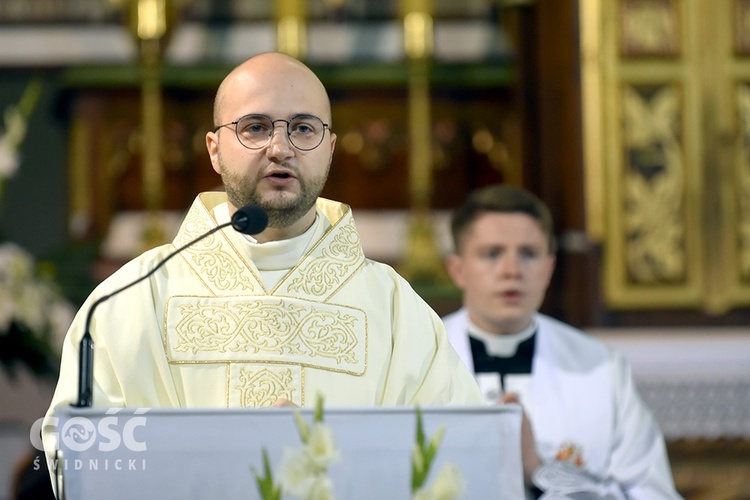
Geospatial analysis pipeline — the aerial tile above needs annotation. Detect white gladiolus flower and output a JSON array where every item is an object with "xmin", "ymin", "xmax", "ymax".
[
  {"xmin": 0, "ymin": 243, "xmax": 33, "ymax": 281},
  {"xmin": 413, "ymin": 489, "xmax": 431, "ymax": 500},
  {"xmin": 3, "ymin": 106, "xmax": 28, "ymax": 147},
  {"xmin": 0, "ymin": 80, "xmax": 62, "ymax": 375},
  {"xmin": 16, "ymin": 281, "xmax": 48, "ymax": 334},
  {"xmin": 0, "ymin": 136, "xmax": 20, "ymax": 179},
  {"xmin": 429, "ymin": 463, "xmax": 463, "ymax": 500},
  {"xmin": 254, "ymin": 396, "xmax": 343, "ymax": 500},
  {"xmin": 306, "ymin": 423, "xmax": 341, "ymax": 470},
  {"xmin": 279, "ymin": 448, "xmax": 317, "ymax": 496},
  {"xmin": 49, "ymin": 301, "xmax": 76, "ymax": 347},
  {"xmin": 0, "ymin": 104, "xmax": 30, "ymax": 182},
  {"xmin": 0, "ymin": 78, "xmax": 40, "ymax": 185},
  {"xmin": 411, "ymin": 464, "xmax": 463, "ymax": 500},
  {"xmin": 307, "ymin": 475, "xmax": 335, "ymax": 500},
  {"xmin": 252, "ymin": 397, "xmax": 463, "ymax": 500},
  {"xmin": 0, "ymin": 78, "xmax": 42, "ymax": 192},
  {"xmin": 0, "ymin": 243, "xmax": 74, "ymax": 356}
]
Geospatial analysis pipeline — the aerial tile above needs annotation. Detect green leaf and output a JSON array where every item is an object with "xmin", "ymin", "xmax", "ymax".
[
  {"xmin": 252, "ymin": 449, "xmax": 281, "ymax": 500},
  {"xmin": 17, "ymin": 77, "xmax": 43, "ymax": 119},
  {"xmin": 411, "ymin": 407, "xmax": 449, "ymax": 494},
  {"xmin": 415, "ymin": 406, "xmax": 425, "ymax": 449},
  {"xmin": 315, "ymin": 392, "xmax": 325, "ymax": 423},
  {"xmin": 412, "ymin": 406, "xmax": 429, "ymax": 492},
  {"xmin": 425, "ymin": 427, "xmax": 446, "ymax": 464}
]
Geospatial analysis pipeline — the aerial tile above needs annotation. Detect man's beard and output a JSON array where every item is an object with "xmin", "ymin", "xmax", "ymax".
[{"xmin": 219, "ymin": 158, "xmax": 329, "ymax": 229}]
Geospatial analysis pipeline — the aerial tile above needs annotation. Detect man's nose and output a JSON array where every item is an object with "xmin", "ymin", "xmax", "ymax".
[
  {"xmin": 266, "ymin": 123, "xmax": 294, "ymax": 159},
  {"xmin": 498, "ymin": 253, "xmax": 521, "ymax": 276}
]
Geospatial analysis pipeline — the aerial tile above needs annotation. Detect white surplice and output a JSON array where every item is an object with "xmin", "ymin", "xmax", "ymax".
[{"xmin": 444, "ymin": 308, "xmax": 682, "ymax": 499}]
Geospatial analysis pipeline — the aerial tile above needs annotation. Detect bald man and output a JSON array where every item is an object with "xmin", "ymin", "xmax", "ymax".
[{"xmin": 43, "ymin": 53, "xmax": 484, "ymax": 485}]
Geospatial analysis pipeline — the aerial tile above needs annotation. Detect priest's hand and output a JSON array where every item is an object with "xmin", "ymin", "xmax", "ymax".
[
  {"xmin": 272, "ymin": 398, "xmax": 298, "ymax": 407},
  {"xmin": 501, "ymin": 392, "xmax": 542, "ymax": 486}
]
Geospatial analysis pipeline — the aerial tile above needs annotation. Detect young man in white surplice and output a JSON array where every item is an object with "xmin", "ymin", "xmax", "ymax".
[{"xmin": 443, "ymin": 184, "xmax": 682, "ymax": 499}]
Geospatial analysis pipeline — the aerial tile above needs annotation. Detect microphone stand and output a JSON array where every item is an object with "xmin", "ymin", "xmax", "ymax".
[{"xmin": 74, "ymin": 206, "xmax": 266, "ymax": 407}]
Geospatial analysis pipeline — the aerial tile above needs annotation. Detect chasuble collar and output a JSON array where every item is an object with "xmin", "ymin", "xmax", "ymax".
[{"xmin": 172, "ymin": 193, "xmax": 366, "ymax": 299}]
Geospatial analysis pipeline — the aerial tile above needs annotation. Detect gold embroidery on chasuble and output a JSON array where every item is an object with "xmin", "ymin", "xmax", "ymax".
[
  {"xmin": 233, "ymin": 366, "xmax": 302, "ymax": 408},
  {"xmin": 174, "ymin": 198, "xmax": 264, "ymax": 294},
  {"xmin": 166, "ymin": 298, "xmax": 364, "ymax": 370},
  {"xmin": 281, "ymin": 219, "xmax": 364, "ymax": 298},
  {"xmin": 165, "ymin": 196, "xmax": 368, "ymax": 407}
]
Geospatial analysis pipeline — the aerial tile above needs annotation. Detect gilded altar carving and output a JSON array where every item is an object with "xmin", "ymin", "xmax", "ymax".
[
  {"xmin": 736, "ymin": 84, "xmax": 750, "ymax": 280},
  {"xmin": 620, "ymin": 0, "xmax": 680, "ymax": 57},
  {"xmin": 622, "ymin": 84, "xmax": 686, "ymax": 283}
]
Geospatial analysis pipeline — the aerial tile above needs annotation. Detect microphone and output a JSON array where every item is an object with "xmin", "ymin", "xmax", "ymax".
[{"xmin": 73, "ymin": 204, "xmax": 268, "ymax": 407}]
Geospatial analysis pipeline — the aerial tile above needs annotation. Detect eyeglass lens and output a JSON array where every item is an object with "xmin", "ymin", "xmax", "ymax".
[{"xmin": 235, "ymin": 115, "xmax": 326, "ymax": 151}]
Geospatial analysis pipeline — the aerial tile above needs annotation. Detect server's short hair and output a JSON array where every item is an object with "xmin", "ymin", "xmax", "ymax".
[{"xmin": 450, "ymin": 184, "xmax": 556, "ymax": 254}]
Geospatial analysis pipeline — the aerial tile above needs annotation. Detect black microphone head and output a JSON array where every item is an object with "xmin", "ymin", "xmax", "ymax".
[{"xmin": 231, "ymin": 205, "xmax": 269, "ymax": 235}]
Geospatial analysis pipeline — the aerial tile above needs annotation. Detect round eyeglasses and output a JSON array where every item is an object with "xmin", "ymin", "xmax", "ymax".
[{"xmin": 214, "ymin": 114, "xmax": 331, "ymax": 151}]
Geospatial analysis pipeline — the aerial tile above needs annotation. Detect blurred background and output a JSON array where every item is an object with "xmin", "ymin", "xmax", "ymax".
[{"xmin": 0, "ymin": 0, "xmax": 749, "ymax": 498}]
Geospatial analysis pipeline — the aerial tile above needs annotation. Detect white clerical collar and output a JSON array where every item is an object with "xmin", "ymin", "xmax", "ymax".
[
  {"xmin": 466, "ymin": 317, "xmax": 537, "ymax": 357},
  {"xmin": 212, "ymin": 202, "xmax": 328, "ymax": 271},
  {"xmin": 245, "ymin": 214, "xmax": 326, "ymax": 271}
]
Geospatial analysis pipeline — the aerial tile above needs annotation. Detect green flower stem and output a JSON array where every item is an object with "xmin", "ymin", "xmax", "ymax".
[
  {"xmin": 411, "ymin": 406, "xmax": 447, "ymax": 493},
  {"xmin": 253, "ymin": 449, "xmax": 281, "ymax": 500}
]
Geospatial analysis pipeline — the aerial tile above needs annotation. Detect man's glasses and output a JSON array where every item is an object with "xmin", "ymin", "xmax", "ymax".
[{"xmin": 214, "ymin": 114, "xmax": 331, "ymax": 151}]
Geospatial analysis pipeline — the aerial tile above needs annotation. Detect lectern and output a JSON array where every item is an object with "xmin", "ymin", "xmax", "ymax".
[{"xmin": 52, "ymin": 405, "xmax": 523, "ymax": 499}]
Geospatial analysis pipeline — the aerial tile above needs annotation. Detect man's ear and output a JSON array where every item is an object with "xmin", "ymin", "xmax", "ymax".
[
  {"xmin": 445, "ymin": 253, "xmax": 466, "ymax": 290},
  {"xmin": 206, "ymin": 131, "xmax": 222, "ymax": 174},
  {"xmin": 328, "ymin": 131, "xmax": 337, "ymax": 162}
]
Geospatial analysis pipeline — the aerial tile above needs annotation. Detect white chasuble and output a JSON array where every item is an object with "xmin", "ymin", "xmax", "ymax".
[
  {"xmin": 165, "ymin": 193, "xmax": 368, "ymax": 408},
  {"xmin": 46, "ymin": 191, "xmax": 482, "ymax": 447},
  {"xmin": 44, "ymin": 192, "xmax": 486, "ymax": 496}
]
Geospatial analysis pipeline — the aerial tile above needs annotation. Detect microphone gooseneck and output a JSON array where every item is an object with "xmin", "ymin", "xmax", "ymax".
[{"xmin": 73, "ymin": 205, "xmax": 268, "ymax": 407}]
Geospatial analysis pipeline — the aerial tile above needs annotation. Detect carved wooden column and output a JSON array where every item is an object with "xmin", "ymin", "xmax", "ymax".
[
  {"xmin": 125, "ymin": 0, "xmax": 176, "ymax": 248},
  {"xmin": 397, "ymin": 0, "xmax": 449, "ymax": 284}
]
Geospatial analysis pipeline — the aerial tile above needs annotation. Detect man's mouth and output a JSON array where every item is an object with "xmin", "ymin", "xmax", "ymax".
[{"xmin": 264, "ymin": 168, "xmax": 297, "ymax": 183}]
